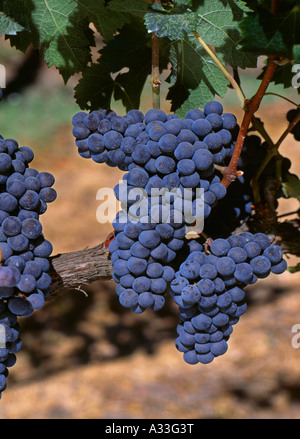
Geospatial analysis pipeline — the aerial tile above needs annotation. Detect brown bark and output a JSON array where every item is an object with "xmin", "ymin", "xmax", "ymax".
[{"xmin": 48, "ymin": 243, "xmax": 112, "ymax": 300}]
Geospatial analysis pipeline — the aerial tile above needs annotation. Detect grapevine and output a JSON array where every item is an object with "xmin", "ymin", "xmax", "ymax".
[{"xmin": 0, "ymin": 0, "xmax": 299, "ymax": 408}]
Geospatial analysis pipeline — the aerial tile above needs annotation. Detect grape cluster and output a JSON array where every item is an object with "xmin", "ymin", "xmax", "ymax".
[
  {"xmin": 71, "ymin": 103, "xmax": 238, "ymax": 312},
  {"xmin": 72, "ymin": 101, "xmax": 288, "ymax": 366},
  {"xmin": 0, "ymin": 137, "xmax": 56, "ymax": 317},
  {"xmin": 0, "ymin": 96, "xmax": 57, "ymax": 396},
  {"xmin": 172, "ymin": 232, "xmax": 287, "ymax": 364},
  {"xmin": 72, "ymin": 101, "xmax": 238, "ymax": 172},
  {"xmin": 286, "ymin": 107, "xmax": 300, "ymax": 141},
  {"xmin": 94, "ymin": 103, "xmax": 238, "ymax": 312},
  {"xmin": 0, "ymin": 300, "xmax": 22, "ymax": 396}
]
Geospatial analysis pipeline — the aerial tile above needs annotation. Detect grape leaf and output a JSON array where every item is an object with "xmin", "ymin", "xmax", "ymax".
[
  {"xmin": 174, "ymin": 0, "xmax": 193, "ymax": 7},
  {"xmin": 145, "ymin": 11, "xmax": 198, "ymax": 40},
  {"xmin": 5, "ymin": 29, "xmax": 32, "ymax": 53},
  {"xmin": 282, "ymin": 173, "xmax": 300, "ymax": 201},
  {"xmin": 74, "ymin": 62, "xmax": 115, "ymax": 111},
  {"xmin": 27, "ymin": 0, "xmax": 93, "ymax": 82},
  {"xmin": 76, "ymin": 0, "xmax": 129, "ymax": 42},
  {"xmin": 107, "ymin": 0, "xmax": 150, "ymax": 18},
  {"xmin": 193, "ymin": 0, "xmax": 257, "ymax": 68},
  {"xmin": 0, "ymin": 0, "xmax": 32, "ymax": 51},
  {"xmin": 0, "ymin": 0, "xmax": 29, "ymax": 25},
  {"xmin": 258, "ymin": 61, "xmax": 300, "ymax": 93},
  {"xmin": 174, "ymin": 83, "xmax": 217, "ymax": 118},
  {"xmin": 165, "ymin": 35, "xmax": 229, "ymax": 114},
  {"xmin": 98, "ymin": 23, "xmax": 153, "ymax": 110},
  {"xmin": 75, "ymin": 23, "xmax": 168, "ymax": 112},
  {"xmin": 0, "ymin": 11, "xmax": 24, "ymax": 35},
  {"xmin": 293, "ymin": 45, "xmax": 300, "ymax": 63},
  {"xmin": 238, "ymin": 6, "xmax": 300, "ymax": 59},
  {"xmin": 244, "ymin": 0, "xmax": 299, "ymax": 13},
  {"xmin": 145, "ymin": 0, "xmax": 256, "ymax": 68},
  {"xmin": 76, "ymin": 0, "xmax": 150, "ymax": 43},
  {"xmin": 288, "ymin": 262, "xmax": 300, "ymax": 273}
]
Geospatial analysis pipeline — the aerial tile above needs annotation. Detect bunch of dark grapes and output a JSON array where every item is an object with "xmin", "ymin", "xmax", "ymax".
[
  {"xmin": 71, "ymin": 101, "xmax": 288, "ymax": 366},
  {"xmin": 0, "ymin": 90, "xmax": 57, "ymax": 397},
  {"xmin": 72, "ymin": 101, "xmax": 238, "ymax": 313},
  {"xmin": 71, "ymin": 100, "xmax": 239, "ymax": 171},
  {"xmin": 172, "ymin": 233, "xmax": 287, "ymax": 364}
]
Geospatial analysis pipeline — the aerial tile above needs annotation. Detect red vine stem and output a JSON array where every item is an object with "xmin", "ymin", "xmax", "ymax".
[
  {"xmin": 151, "ymin": 0, "xmax": 162, "ymax": 109},
  {"xmin": 271, "ymin": 0, "xmax": 279, "ymax": 15},
  {"xmin": 221, "ymin": 57, "xmax": 278, "ymax": 188},
  {"xmin": 152, "ymin": 33, "xmax": 161, "ymax": 109}
]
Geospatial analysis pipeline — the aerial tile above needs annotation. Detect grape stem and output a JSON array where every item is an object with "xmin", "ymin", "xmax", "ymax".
[
  {"xmin": 151, "ymin": 0, "xmax": 162, "ymax": 109},
  {"xmin": 221, "ymin": 57, "xmax": 278, "ymax": 188},
  {"xmin": 271, "ymin": 0, "xmax": 279, "ymax": 14}
]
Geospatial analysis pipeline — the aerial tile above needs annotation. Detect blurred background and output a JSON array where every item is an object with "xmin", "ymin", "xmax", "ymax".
[{"xmin": 0, "ymin": 36, "xmax": 300, "ymax": 419}]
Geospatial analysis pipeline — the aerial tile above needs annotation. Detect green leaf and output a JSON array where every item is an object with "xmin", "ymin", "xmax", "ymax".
[
  {"xmin": 282, "ymin": 173, "xmax": 300, "ymax": 201},
  {"xmin": 238, "ymin": 6, "xmax": 300, "ymax": 59},
  {"xmin": 293, "ymin": 44, "xmax": 300, "ymax": 63},
  {"xmin": 76, "ymin": 0, "xmax": 149, "ymax": 43},
  {"xmin": 144, "ymin": 11, "xmax": 199, "ymax": 40},
  {"xmin": 174, "ymin": 0, "xmax": 193, "ymax": 7},
  {"xmin": 174, "ymin": 83, "xmax": 217, "ymax": 118},
  {"xmin": 145, "ymin": 0, "xmax": 257, "ymax": 68},
  {"xmin": 74, "ymin": 62, "xmax": 115, "ymax": 110},
  {"xmin": 193, "ymin": 0, "xmax": 257, "ymax": 68},
  {"xmin": 287, "ymin": 262, "xmax": 300, "ymax": 273},
  {"xmin": 166, "ymin": 35, "xmax": 229, "ymax": 113},
  {"xmin": 5, "ymin": 31, "xmax": 32, "ymax": 52},
  {"xmin": 99, "ymin": 23, "xmax": 153, "ymax": 110},
  {"xmin": 76, "ymin": 0, "xmax": 128, "ymax": 42},
  {"xmin": 0, "ymin": 11, "xmax": 24, "ymax": 35},
  {"xmin": 258, "ymin": 61, "xmax": 300, "ymax": 92},
  {"xmin": 27, "ymin": 0, "xmax": 93, "ymax": 82},
  {"xmin": 244, "ymin": 0, "xmax": 299, "ymax": 13},
  {"xmin": 108, "ymin": 0, "xmax": 150, "ymax": 18},
  {"xmin": 74, "ymin": 22, "xmax": 168, "ymax": 112},
  {"xmin": 0, "ymin": 0, "xmax": 29, "ymax": 25},
  {"xmin": 0, "ymin": 0, "xmax": 32, "ymax": 51}
]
